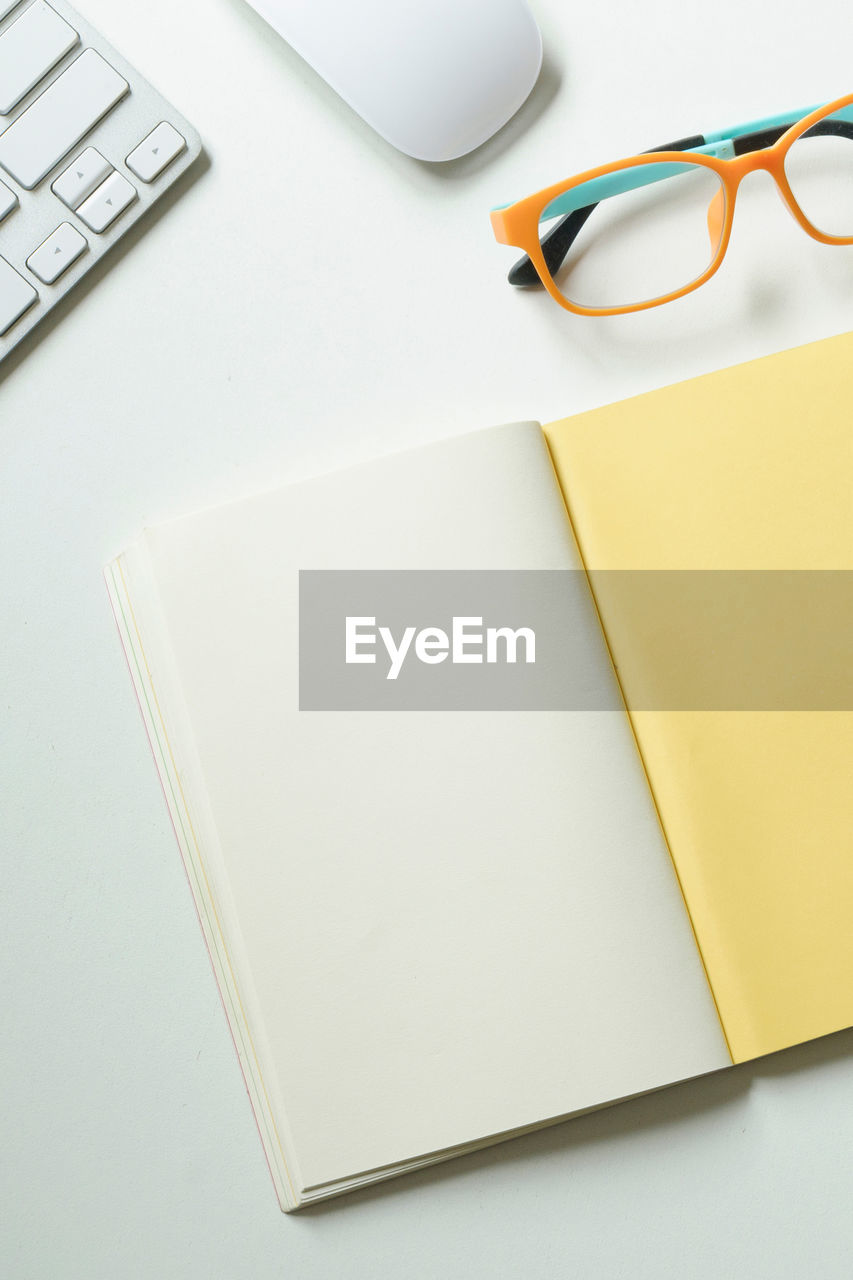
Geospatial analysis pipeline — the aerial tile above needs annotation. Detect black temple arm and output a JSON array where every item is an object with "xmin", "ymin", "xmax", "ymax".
[
  {"xmin": 733, "ymin": 117, "xmax": 853, "ymax": 154},
  {"xmin": 507, "ymin": 134, "xmax": 705, "ymax": 288},
  {"xmin": 508, "ymin": 205, "xmax": 596, "ymax": 286},
  {"xmin": 732, "ymin": 124, "xmax": 791, "ymax": 153},
  {"xmin": 644, "ymin": 134, "xmax": 707, "ymax": 153}
]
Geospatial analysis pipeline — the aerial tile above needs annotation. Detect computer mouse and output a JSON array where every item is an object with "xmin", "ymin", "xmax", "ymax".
[{"xmin": 243, "ymin": 0, "xmax": 543, "ymax": 162}]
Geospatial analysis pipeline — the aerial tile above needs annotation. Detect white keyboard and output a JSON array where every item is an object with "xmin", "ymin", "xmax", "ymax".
[{"xmin": 0, "ymin": 0, "xmax": 201, "ymax": 363}]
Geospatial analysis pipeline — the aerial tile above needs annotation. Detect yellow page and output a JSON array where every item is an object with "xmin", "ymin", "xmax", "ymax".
[{"xmin": 545, "ymin": 331, "xmax": 853, "ymax": 1063}]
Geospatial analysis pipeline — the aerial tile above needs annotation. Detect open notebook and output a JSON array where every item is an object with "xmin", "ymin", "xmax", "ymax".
[{"xmin": 106, "ymin": 331, "xmax": 853, "ymax": 1209}]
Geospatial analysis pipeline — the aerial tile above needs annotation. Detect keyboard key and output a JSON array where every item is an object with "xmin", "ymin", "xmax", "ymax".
[
  {"xmin": 76, "ymin": 169, "xmax": 135, "ymax": 232},
  {"xmin": 0, "ymin": 49, "xmax": 128, "ymax": 190},
  {"xmin": 0, "ymin": 254, "xmax": 37, "ymax": 334},
  {"xmin": 0, "ymin": 1, "xmax": 23, "ymax": 18},
  {"xmin": 52, "ymin": 146, "xmax": 111, "ymax": 208},
  {"xmin": 26, "ymin": 220, "xmax": 86, "ymax": 282},
  {"xmin": 0, "ymin": 176, "xmax": 15, "ymax": 221},
  {"xmin": 0, "ymin": 1, "xmax": 79, "ymax": 115},
  {"xmin": 126, "ymin": 121, "xmax": 185, "ymax": 182}
]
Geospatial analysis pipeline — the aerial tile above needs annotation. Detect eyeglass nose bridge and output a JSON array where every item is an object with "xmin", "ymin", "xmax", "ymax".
[
  {"xmin": 703, "ymin": 139, "xmax": 811, "ymax": 263},
  {"xmin": 718, "ymin": 143, "xmax": 802, "ymax": 223}
]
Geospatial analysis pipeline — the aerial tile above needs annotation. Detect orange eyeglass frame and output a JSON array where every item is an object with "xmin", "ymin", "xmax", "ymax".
[{"xmin": 490, "ymin": 92, "xmax": 853, "ymax": 316}]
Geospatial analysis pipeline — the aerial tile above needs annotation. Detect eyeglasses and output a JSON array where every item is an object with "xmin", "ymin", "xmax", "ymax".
[{"xmin": 490, "ymin": 94, "xmax": 853, "ymax": 315}]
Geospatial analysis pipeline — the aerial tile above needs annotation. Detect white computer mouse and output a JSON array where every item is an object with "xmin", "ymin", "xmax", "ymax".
[{"xmin": 243, "ymin": 0, "xmax": 543, "ymax": 162}]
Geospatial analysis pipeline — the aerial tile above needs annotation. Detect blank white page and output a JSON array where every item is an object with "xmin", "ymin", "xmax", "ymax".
[{"xmin": 135, "ymin": 423, "xmax": 729, "ymax": 1191}]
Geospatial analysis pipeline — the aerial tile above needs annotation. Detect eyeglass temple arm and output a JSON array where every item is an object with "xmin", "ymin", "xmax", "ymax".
[{"xmin": 505, "ymin": 107, "xmax": 853, "ymax": 289}]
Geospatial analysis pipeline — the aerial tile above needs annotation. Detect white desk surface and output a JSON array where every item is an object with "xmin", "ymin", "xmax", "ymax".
[{"xmin": 3, "ymin": 0, "xmax": 853, "ymax": 1274}]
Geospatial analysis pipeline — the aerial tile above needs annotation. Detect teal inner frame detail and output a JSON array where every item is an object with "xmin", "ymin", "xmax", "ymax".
[{"xmin": 540, "ymin": 146, "xmax": 734, "ymax": 220}]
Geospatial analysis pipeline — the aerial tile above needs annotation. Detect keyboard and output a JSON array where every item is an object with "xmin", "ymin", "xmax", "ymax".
[{"xmin": 0, "ymin": 0, "xmax": 201, "ymax": 365}]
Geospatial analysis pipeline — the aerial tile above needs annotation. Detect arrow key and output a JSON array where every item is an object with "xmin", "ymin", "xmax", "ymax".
[
  {"xmin": 127, "ymin": 121, "xmax": 185, "ymax": 183},
  {"xmin": 27, "ymin": 222, "xmax": 88, "ymax": 284},
  {"xmin": 52, "ymin": 147, "xmax": 112, "ymax": 210},
  {"xmin": 77, "ymin": 170, "xmax": 136, "ymax": 233}
]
